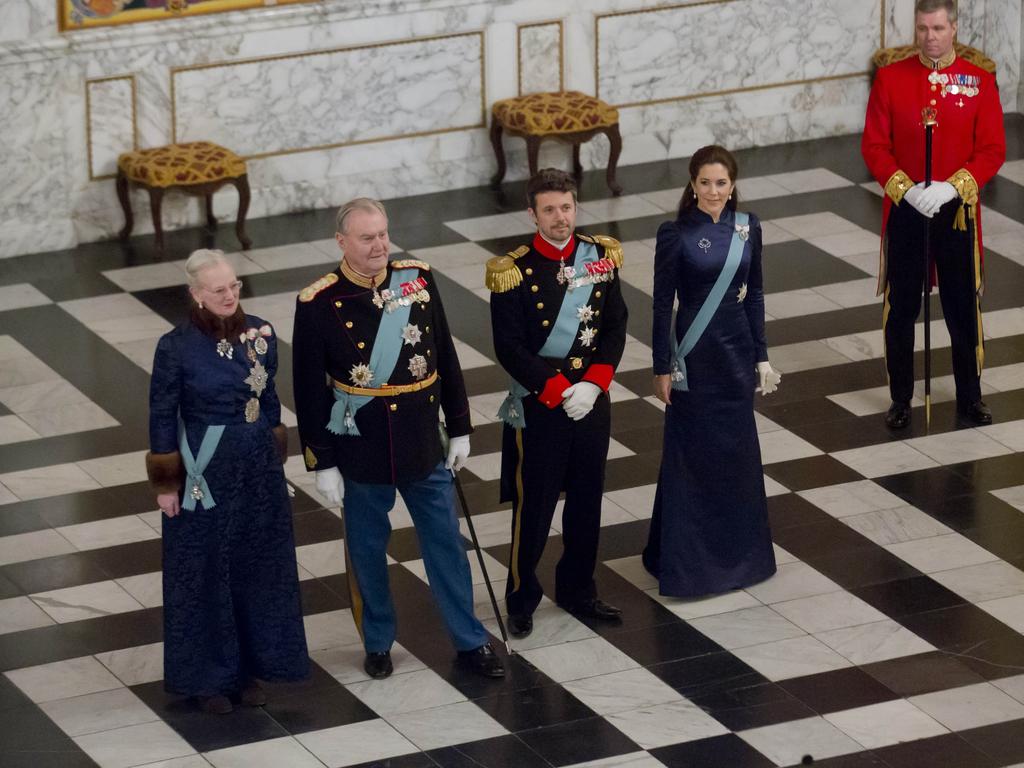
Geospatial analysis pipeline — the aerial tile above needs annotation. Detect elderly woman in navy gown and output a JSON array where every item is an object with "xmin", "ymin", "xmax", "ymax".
[
  {"xmin": 643, "ymin": 145, "xmax": 781, "ymax": 598},
  {"xmin": 146, "ymin": 249, "xmax": 308, "ymax": 713}
]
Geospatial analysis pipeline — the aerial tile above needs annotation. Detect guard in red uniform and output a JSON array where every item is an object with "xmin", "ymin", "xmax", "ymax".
[{"xmin": 862, "ymin": 0, "xmax": 1005, "ymax": 428}]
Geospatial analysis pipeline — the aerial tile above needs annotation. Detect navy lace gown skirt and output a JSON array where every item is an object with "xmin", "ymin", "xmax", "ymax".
[{"xmin": 162, "ymin": 420, "xmax": 309, "ymax": 697}]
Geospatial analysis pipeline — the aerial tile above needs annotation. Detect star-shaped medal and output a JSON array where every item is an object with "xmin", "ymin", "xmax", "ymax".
[
  {"xmin": 244, "ymin": 360, "xmax": 268, "ymax": 397},
  {"xmin": 401, "ymin": 323, "xmax": 422, "ymax": 346},
  {"xmin": 349, "ymin": 363, "xmax": 374, "ymax": 387},
  {"xmin": 576, "ymin": 305, "xmax": 595, "ymax": 323},
  {"xmin": 737, "ymin": 283, "xmax": 747, "ymax": 302},
  {"xmin": 579, "ymin": 327, "xmax": 597, "ymax": 347},
  {"xmin": 408, "ymin": 354, "xmax": 428, "ymax": 380}
]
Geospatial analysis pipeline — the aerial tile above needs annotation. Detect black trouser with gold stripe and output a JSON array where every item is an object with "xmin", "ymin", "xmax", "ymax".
[
  {"xmin": 502, "ymin": 392, "xmax": 611, "ymax": 617},
  {"xmin": 884, "ymin": 198, "xmax": 983, "ymax": 407}
]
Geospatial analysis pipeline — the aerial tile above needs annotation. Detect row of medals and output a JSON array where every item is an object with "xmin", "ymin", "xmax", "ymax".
[
  {"xmin": 928, "ymin": 70, "xmax": 979, "ymax": 97},
  {"xmin": 216, "ymin": 335, "xmax": 269, "ymax": 423}
]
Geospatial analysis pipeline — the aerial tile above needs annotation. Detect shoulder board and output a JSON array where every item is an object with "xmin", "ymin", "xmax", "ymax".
[
  {"xmin": 578, "ymin": 233, "xmax": 623, "ymax": 268},
  {"xmin": 485, "ymin": 254, "xmax": 524, "ymax": 293},
  {"xmin": 507, "ymin": 245, "xmax": 530, "ymax": 259},
  {"xmin": 390, "ymin": 259, "xmax": 431, "ymax": 271},
  {"xmin": 299, "ymin": 272, "xmax": 339, "ymax": 303}
]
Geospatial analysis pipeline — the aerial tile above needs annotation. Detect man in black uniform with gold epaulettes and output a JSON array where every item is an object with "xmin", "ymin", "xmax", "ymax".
[
  {"xmin": 487, "ymin": 169, "xmax": 628, "ymax": 638},
  {"xmin": 293, "ymin": 197, "xmax": 503, "ymax": 680}
]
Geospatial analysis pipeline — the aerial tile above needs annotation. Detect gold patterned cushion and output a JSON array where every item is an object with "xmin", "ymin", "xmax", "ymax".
[
  {"xmin": 118, "ymin": 141, "xmax": 247, "ymax": 188},
  {"xmin": 492, "ymin": 91, "xmax": 619, "ymax": 135},
  {"xmin": 871, "ymin": 43, "xmax": 997, "ymax": 74}
]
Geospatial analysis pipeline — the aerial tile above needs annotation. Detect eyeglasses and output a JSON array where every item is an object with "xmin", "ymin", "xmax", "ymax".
[{"xmin": 201, "ymin": 280, "xmax": 243, "ymax": 298}]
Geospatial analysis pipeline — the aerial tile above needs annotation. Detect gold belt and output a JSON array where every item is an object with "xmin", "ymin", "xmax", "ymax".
[{"xmin": 332, "ymin": 369, "xmax": 438, "ymax": 397}]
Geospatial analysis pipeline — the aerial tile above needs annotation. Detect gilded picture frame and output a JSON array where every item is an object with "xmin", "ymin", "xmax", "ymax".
[{"xmin": 59, "ymin": 0, "xmax": 311, "ymax": 32}]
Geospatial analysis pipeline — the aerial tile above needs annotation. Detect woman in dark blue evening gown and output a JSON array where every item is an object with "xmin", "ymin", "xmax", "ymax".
[
  {"xmin": 643, "ymin": 145, "xmax": 781, "ymax": 598},
  {"xmin": 146, "ymin": 249, "xmax": 308, "ymax": 713}
]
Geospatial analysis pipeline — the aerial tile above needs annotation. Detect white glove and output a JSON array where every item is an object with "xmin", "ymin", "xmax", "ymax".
[
  {"xmin": 917, "ymin": 181, "xmax": 958, "ymax": 216},
  {"xmin": 561, "ymin": 382, "xmax": 602, "ymax": 421},
  {"xmin": 315, "ymin": 468, "xmax": 344, "ymax": 505},
  {"xmin": 756, "ymin": 361, "xmax": 781, "ymax": 395},
  {"xmin": 902, "ymin": 185, "xmax": 934, "ymax": 218},
  {"xmin": 445, "ymin": 434, "xmax": 471, "ymax": 472}
]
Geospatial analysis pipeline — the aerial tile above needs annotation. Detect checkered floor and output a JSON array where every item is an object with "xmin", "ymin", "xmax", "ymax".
[{"xmin": 2, "ymin": 125, "xmax": 1024, "ymax": 768}]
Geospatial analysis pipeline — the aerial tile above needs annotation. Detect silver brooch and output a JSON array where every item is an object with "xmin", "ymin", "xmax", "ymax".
[
  {"xmin": 216, "ymin": 338, "xmax": 233, "ymax": 359},
  {"xmin": 254, "ymin": 337, "xmax": 268, "ymax": 355},
  {"xmin": 698, "ymin": 238, "xmax": 712, "ymax": 254}
]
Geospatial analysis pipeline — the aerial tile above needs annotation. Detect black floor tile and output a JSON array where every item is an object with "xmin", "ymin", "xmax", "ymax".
[
  {"xmin": 1, "ymin": 552, "xmax": 113, "ymax": 595},
  {"xmin": 348, "ymin": 754, "xmax": 438, "ymax": 768},
  {"xmin": 0, "ymin": 572, "xmax": 22, "ymax": 599},
  {"xmin": 924, "ymin": 492, "xmax": 1024, "ymax": 533},
  {"xmin": 387, "ymin": 526, "xmax": 425, "ymax": 563},
  {"xmin": 427, "ymin": 734, "xmax": 551, "ymax": 768},
  {"xmin": 264, "ymin": 684, "xmax": 376, "ymax": 735},
  {"xmin": 797, "ymin": 753, "xmax": 887, "ymax": 768},
  {"xmin": 290, "ymin": 508, "xmax": 346, "ymax": 547},
  {"xmin": 859, "ymin": 651, "xmax": 986, "ymax": 697},
  {"xmin": 809, "ymin": 547, "xmax": 920, "ymax": 591},
  {"xmin": 852, "ymin": 576, "xmax": 965, "ymax": 620},
  {"xmin": 763, "ymin": 455, "xmax": 865, "ymax": 493},
  {"xmin": 958, "ymin": 717, "xmax": 1024, "ymax": 765},
  {"xmin": 951, "ymin": 632, "xmax": 1024, "ymax": 681},
  {"xmin": 651, "ymin": 732, "xmax": 777, "ymax": 768},
  {"xmin": 650, "ymin": 651, "xmax": 767, "ymax": 699},
  {"xmin": 898, "ymin": 603, "xmax": 1019, "ymax": 651},
  {"xmin": 473, "ymin": 683, "xmax": 593, "ymax": 733},
  {"xmin": 873, "ymin": 468, "xmax": 979, "ymax": 510},
  {"xmin": 0, "ymin": 504, "xmax": 49, "ymax": 537},
  {"xmin": 515, "ymin": 715, "xmax": 639, "ymax": 767},
  {"xmin": 691, "ymin": 682, "xmax": 817, "ymax": 731},
  {"xmin": 947, "ymin": 452, "xmax": 1024, "ymax": 493},
  {"xmin": 762, "ymin": 240, "xmax": 868, "ymax": 293},
  {"xmin": 961, "ymin": 518, "xmax": 1024, "ymax": 564},
  {"xmin": 766, "ymin": 493, "xmax": 834, "ymax": 531},
  {"xmin": 25, "ymin": 487, "xmax": 135, "ymax": 529},
  {"xmin": 81, "ymin": 539, "xmax": 163, "ymax": 579},
  {"xmin": 779, "ymin": 667, "xmax": 900, "ymax": 715},
  {"xmin": 299, "ymin": 576, "xmax": 350, "ymax": 615},
  {"xmin": 602, "ymin": 618, "xmax": 722, "ymax": 666},
  {"xmin": 871, "ymin": 731, "xmax": 999, "ymax": 768}
]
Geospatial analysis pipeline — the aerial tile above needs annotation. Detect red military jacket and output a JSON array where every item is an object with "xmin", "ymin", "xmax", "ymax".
[{"xmin": 862, "ymin": 49, "xmax": 1005, "ymax": 293}]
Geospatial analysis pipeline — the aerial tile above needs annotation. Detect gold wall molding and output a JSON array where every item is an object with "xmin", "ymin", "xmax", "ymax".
[
  {"xmin": 59, "ymin": 0, "xmax": 312, "ymax": 32},
  {"xmin": 169, "ymin": 30, "xmax": 487, "ymax": 161},
  {"xmin": 595, "ymin": 0, "xmax": 886, "ymax": 109},
  {"xmin": 517, "ymin": 19, "xmax": 565, "ymax": 95},
  {"xmin": 85, "ymin": 74, "xmax": 137, "ymax": 181}
]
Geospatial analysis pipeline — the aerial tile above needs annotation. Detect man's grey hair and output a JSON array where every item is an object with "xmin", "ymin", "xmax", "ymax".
[
  {"xmin": 915, "ymin": 0, "xmax": 957, "ymax": 22},
  {"xmin": 336, "ymin": 197, "xmax": 388, "ymax": 234},
  {"xmin": 184, "ymin": 248, "xmax": 229, "ymax": 287}
]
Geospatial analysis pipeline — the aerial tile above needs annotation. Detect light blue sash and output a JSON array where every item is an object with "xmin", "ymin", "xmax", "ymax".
[
  {"xmin": 498, "ymin": 242, "xmax": 601, "ymax": 427},
  {"xmin": 671, "ymin": 211, "xmax": 749, "ymax": 391},
  {"xmin": 327, "ymin": 268, "xmax": 418, "ymax": 437},
  {"xmin": 179, "ymin": 421, "xmax": 225, "ymax": 511}
]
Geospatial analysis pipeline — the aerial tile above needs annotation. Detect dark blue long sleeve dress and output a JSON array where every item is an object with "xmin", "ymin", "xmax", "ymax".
[
  {"xmin": 149, "ymin": 312, "xmax": 309, "ymax": 697},
  {"xmin": 643, "ymin": 207, "xmax": 776, "ymax": 597}
]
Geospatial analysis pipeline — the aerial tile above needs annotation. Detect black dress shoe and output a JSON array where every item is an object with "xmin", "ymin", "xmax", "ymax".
[
  {"xmin": 507, "ymin": 613, "xmax": 533, "ymax": 638},
  {"xmin": 958, "ymin": 399, "xmax": 992, "ymax": 425},
  {"xmin": 885, "ymin": 401, "xmax": 911, "ymax": 429},
  {"xmin": 559, "ymin": 597, "xmax": 622, "ymax": 621},
  {"xmin": 364, "ymin": 651, "xmax": 393, "ymax": 679},
  {"xmin": 457, "ymin": 643, "xmax": 506, "ymax": 678},
  {"xmin": 196, "ymin": 694, "xmax": 233, "ymax": 714}
]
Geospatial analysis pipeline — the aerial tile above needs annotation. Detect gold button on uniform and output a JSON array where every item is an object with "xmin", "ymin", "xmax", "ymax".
[
  {"xmin": 429, "ymin": 395, "xmax": 435, "ymax": 402},
  {"xmin": 531, "ymin": 285, "xmax": 539, "ymax": 293},
  {"xmin": 335, "ymin": 301, "xmax": 343, "ymax": 308},
  {"xmin": 595, "ymin": 291, "xmax": 602, "ymax": 298},
  {"xmin": 425, "ymin": 326, "xmax": 430, "ymax": 333},
  {"xmin": 536, "ymin": 302, "xmax": 544, "ymax": 309},
  {"xmin": 930, "ymin": 99, "xmax": 937, "ymax": 105},
  {"xmin": 542, "ymin": 320, "xmax": 550, "ymax": 327},
  {"xmin": 931, "ymin": 85, "xmax": 938, "ymax": 91},
  {"xmin": 357, "ymin": 342, "xmax": 365, "ymax": 349},
  {"xmin": 389, "ymin": 403, "xmax": 398, "ymax": 412},
  {"xmin": 525, "ymin": 268, "xmax": 533, "ymax": 276},
  {"xmin": 345, "ymin": 321, "xmax": 353, "ymax": 328}
]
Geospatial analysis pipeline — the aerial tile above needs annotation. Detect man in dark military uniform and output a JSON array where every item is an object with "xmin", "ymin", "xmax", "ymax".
[
  {"xmin": 292, "ymin": 197, "xmax": 503, "ymax": 679},
  {"xmin": 862, "ymin": 0, "xmax": 1005, "ymax": 429},
  {"xmin": 487, "ymin": 169, "xmax": 628, "ymax": 638}
]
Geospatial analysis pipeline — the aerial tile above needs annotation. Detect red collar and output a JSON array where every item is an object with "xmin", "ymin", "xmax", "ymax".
[{"xmin": 533, "ymin": 232, "xmax": 576, "ymax": 262}]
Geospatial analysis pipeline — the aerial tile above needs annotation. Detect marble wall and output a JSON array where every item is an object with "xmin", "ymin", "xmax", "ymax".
[{"xmin": 0, "ymin": 0, "xmax": 1020, "ymax": 259}]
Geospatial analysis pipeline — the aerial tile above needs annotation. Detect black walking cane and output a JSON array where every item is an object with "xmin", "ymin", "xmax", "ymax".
[
  {"xmin": 921, "ymin": 105, "xmax": 938, "ymax": 430},
  {"xmin": 451, "ymin": 468, "xmax": 514, "ymax": 655}
]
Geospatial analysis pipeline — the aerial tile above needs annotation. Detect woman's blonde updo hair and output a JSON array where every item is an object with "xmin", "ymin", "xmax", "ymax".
[{"xmin": 184, "ymin": 249, "xmax": 229, "ymax": 288}]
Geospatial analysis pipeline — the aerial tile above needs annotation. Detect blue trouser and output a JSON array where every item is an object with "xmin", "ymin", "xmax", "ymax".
[{"xmin": 342, "ymin": 462, "xmax": 488, "ymax": 653}]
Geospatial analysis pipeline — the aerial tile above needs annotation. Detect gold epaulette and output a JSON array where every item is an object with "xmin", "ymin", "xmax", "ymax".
[
  {"xmin": 299, "ymin": 272, "xmax": 339, "ymax": 302},
  {"xmin": 390, "ymin": 258, "xmax": 431, "ymax": 271},
  {"xmin": 486, "ymin": 246, "xmax": 528, "ymax": 293},
  {"xmin": 579, "ymin": 233, "xmax": 624, "ymax": 268}
]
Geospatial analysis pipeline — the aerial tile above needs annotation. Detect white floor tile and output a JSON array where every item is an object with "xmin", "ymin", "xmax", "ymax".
[
  {"xmin": 0, "ymin": 379, "xmax": 91, "ymax": 414},
  {"xmin": 295, "ymin": 541, "xmax": 345, "ymax": 578},
  {"xmin": 884, "ymin": 533, "xmax": 999, "ymax": 574},
  {"xmin": 456, "ymin": 508, "xmax": 512, "ymax": 548},
  {"xmin": 312, "ymin": 642, "xmax": 425, "ymax": 685},
  {"xmin": 605, "ymin": 555, "xmax": 659, "ymax": 591},
  {"xmin": 821, "ymin": 329, "xmax": 886, "ymax": 363},
  {"xmin": 563, "ymin": 753, "xmax": 667, "ymax": 768},
  {"xmin": 798, "ymin": 480, "xmax": 907, "ymax": 518},
  {"xmin": 771, "ymin": 212, "xmax": 861, "ymax": 240},
  {"xmin": 815, "ymin": 619, "xmax": 935, "ymax": 665},
  {"xmin": 765, "ymin": 288, "xmax": 843, "ymax": 319},
  {"xmin": 563, "ymin": 667, "xmax": 682, "ymax": 715},
  {"xmin": 387, "ymin": 699, "xmax": 508, "ymax": 750},
  {"xmin": 930, "ymin": 561, "xmax": 1024, "ymax": 603},
  {"xmin": 811, "ymin": 277, "xmax": 880, "ymax": 308},
  {"xmin": 606, "ymin": 699, "xmax": 729, "ymax": 749},
  {"xmin": 831, "ymin": 441, "xmax": 940, "ymax": 478},
  {"xmin": 303, "ymin": 608, "xmax": 361, "ymax": 651},
  {"xmin": 244, "ymin": 242, "xmax": 336, "ymax": 271},
  {"xmin": 904, "ymin": 428, "xmax": 1012, "ymax": 465},
  {"xmin": 764, "ymin": 168, "xmax": 854, "ymax": 194},
  {"xmin": 31, "ymin": 580, "xmax": 144, "ymax": 623},
  {"xmin": 690, "ymin": 606, "xmax": 805, "ymax": 650},
  {"xmin": 758, "ymin": 429, "xmax": 823, "ymax": 465},
  {"xmin": 841, "ymin": 505, "xmax": 953, "ymax": 545},
  {"xmin": 346, "ymin": 668, "xmax": 465, "ymax": 716},
  {"xmin": 95, "ymin": 642, "xmax": 164, "ymax": 686},
  {"xmin": 768, "ymin": 340, "xmax": 851, "ymax": 374},
  {"xmin": 19, "ymin": 401, "xmax": 119, "ymax": 437},
  {"xmin": 738, "ymin": 715, "xmax": 862, "ymax": 766},
  {"xmin": 604, "ymin": 483, "xmax": 657, "ymax": 519},
  {"xmin": 806, "ymin": 227, "xmax": 881, "ymax": 259},
  {"xmin": 910, "ymin": 681, "xmax": 1024, "ymax": 731},
  {"xmin": 647, "ymin": 588, "xmax": 761, "ymax": 620},
  {"xmin": 519, "ymin": 636, "xmax": 640, "ymax": 682},
  {"xmin": 297, "ymin": 719, "xmax": 417, "ymax": 767},
  {"xmin": 75, "ymin": 450, "xmax": 150, "ymax": 487},
  {"xmin": 993, "ymin": 674, "xmax": 1024, "ymax": 705},
  {"xmin": 0, "ymin": 414, "xmax": 41, "ymax": 444},
  {"xmin": 41, "ymin": 687, "xmax": 158, "ymax": 737},
  {"xmin": 745, "ymin": 562, "xmax": 841, "ymax": 604},
  {"xmin": 979, "ymin": 421, "xmax": 1024, "ymax": 453},
  {"xmin": 0, "ymin": 462, "xmax": 104, "ymax": 502},
  {"xmin": 731, "ymin": 635, "xmax": 852, "ymax": 681},
  {"xmin": 978, "ymin": 594, "xmax": 1024, "ymax": 633},
  {"xmin": 5, "ymin": 655, "xmax": 123, "ymax": 703},
  {"xmin": 578, "ymin": 194, "xmax": 665, "ymax": 222},
  {"xmin": 0, "ymin": 528, "xmax": 77, "ymax": 565},
  {"xmin": 0, "ymin": 356, "xmax": 62, "ymax": 388},
  {"xmin": 205, "ymin": 735, "xmax": 324, "ymax": 768},
  {"xmin": 0, "ymin": 595, "xmax": 56, "ymax": 634},
  {"xmin": 57, "ymin": 515, "xmax": 160, "ymax": 551},
  {"xmin": 116, "ymin": 571, "xmax": 163, "ymax": 608},
  {"xmin": 772, "ymin": 591, "xmax": 888, "ymax": 634},
  {"xmin": 824, "ymin": 699, "xmax": 948, "ymax": 749}
]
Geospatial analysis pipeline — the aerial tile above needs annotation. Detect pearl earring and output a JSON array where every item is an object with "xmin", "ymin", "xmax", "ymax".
[{"xmin": 198, "ymin": 301, "xmax": 203, "ymax": 309}]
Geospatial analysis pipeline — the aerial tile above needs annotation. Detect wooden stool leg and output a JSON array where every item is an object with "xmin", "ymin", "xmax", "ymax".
[
  {"xmin": 148, "ymin": 187, "xmax": 165, "ymax": 251},
  {"xmin": 489, "ymin": 119, "xmax": 507, "ymax": 188},
  {"xmin": 116, "ymin": 170, "xmax": 134, "ymax": 240},
  {"xmin": 232, "ymin": 174, "xmax": 253, "ymax": 250},
  {"xmin": 572, "ymin": 143, "xmax": 583, "ymax": 179},
  {"xmin": 604, "ymin": 124, "xmax": 624, "ymax": 196},
  {"xmin": 205, "ymin": 194, "xmax": 217, "ymax": 231},
  {"xmin": 526, "ymin": 136, "xmax": 542, "ymax": 178}
]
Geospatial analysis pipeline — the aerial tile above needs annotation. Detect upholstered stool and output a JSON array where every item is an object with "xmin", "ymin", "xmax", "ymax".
[
  {"xmin": 870, "ymin": 42, "xmax": 997, "ymax": 77},
  {"xmin": 116, "ymin": 141, "xmax": 252, "ymax": 251},
  {"xmin": 490, "ymin": 91, "xmax": 623, "ymax": 195}
]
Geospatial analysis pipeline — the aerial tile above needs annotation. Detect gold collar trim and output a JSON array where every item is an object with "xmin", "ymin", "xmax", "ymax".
[
  {"xmin": 919, "ymin": 49, "xmax": 956, "ymax": 70},
  {"xmin": 340, "ymin": 259, "xmax": 387, "ymax": 289}
]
